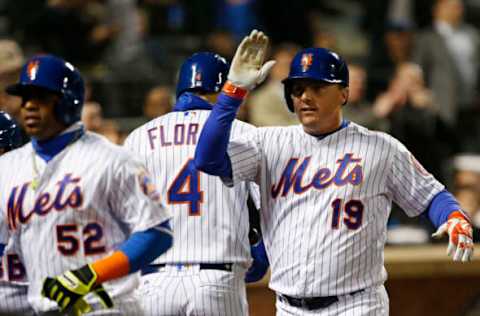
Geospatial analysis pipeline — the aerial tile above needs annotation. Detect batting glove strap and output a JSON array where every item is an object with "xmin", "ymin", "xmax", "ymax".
[{"xmin": 432, "ymin": 211, "xmax": 474, "ymax": 262}]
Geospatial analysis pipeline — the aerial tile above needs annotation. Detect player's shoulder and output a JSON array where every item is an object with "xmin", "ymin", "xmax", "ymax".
[
  {"xmin": 80, "ymin": 132, "xmax": 136, "ymax": 163},
  {"xmin": 232, "ymin": 118, "xmax": 256, "ymax": 132},
  {"xmin": 347, "ymin": 122, "xmax": 404, "ymax": 149},
  {"xmin": 258, "ymin": 124, "xmax": 302, "ymax": 137},
  {"xmin": 0, "ymin": 142, "xmax": 32, "ymax": 165}
]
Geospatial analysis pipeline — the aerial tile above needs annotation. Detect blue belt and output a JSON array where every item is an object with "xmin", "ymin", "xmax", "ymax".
[{"xmin": 141, "ymin": 263, "xmax": 233, "ymax": 276}]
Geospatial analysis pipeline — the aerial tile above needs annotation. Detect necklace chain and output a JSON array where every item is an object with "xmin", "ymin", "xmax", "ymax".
[{"xmin": 30, "ymin": 129, "xmax": 84, "ymax": 191}]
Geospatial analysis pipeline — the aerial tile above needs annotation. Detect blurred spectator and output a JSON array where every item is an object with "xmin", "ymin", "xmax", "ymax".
[
  {"xmin": 342, "ymin": 63, "xmax": 388, "ymax": 131},
  {"xmin": 247, "ymin": 43, "xmax": 299, "ymax": 126},
  {"xmin": 453, "ymin": 155, "xmax": 480, "ymax": 224},
  {"xmin": 452, "ymin": 155, "xmax": 480, "ymax": 252},
  {"xmin": 311, "ymin": 28, "xmax": 337, "ymax": 51},
  {"xmin": 367, "ymin": 21, "xmax": 415, "ymax": 100},
  {"xmin": 143, "ymin": 85, "xmax": 173, "ymax": 120},
  {"xmin": 215, "ymin": 0, "xmax": 259, "ymax": 41},
  {"xmin": 413, "ymin": 0, "xmax": 480, "ymax": 152},
  {"xmin": 100, "ymin": 118, "xmax": 122, "ymax": 144},
  {"xmin": 14, "ymin": 0, "xmax": 114, "ymax": 69},
  {"xmin": 81, "ymin": 101, "xmax": 104, "ymax": 133},
  {"xmin": 0, "ymin": 39, "xmax": 23, "ymax": 121},
  {"xmin": 372, "ymin": 62, "xmax": 454, "ymax": 182},
  {"xmin": 205, "ymin": 30, "xmax": 237, "ymax": 60},
  {"xmin": 99, "ymin": 0, "xmax": 160, "ymax": 117}
]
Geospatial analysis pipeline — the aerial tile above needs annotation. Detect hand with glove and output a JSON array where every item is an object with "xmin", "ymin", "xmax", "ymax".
[
  {"xmin": 226, "ymin": 29, "xmax": 276, "ymax": 92},
  {"xmin": 245, "ymin": 238, "xmax": 269, "ymax": 283},
  {"xmin": 42, "ymin": 264, "xmax": 113, "ymax": 315},
  {"xmin": 432, "ymin": 211, "xmax": 474, "ymax": 262}
]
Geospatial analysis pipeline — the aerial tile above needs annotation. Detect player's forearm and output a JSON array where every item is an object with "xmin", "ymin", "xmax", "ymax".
[
  {"xmin": 92, "ymin": 220, "xmax": 173, "ymax": 284},
  {"xmin": 194, "ymin": 90, "xmax": 244, "ymax": 177},
  {"xmin": 426, "ymin": 190, "xmax": 464, "ymax": 227}
]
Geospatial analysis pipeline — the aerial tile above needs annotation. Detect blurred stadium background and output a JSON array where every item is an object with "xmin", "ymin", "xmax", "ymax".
[{"xmin": 0, "ymin": 0, "xmax": 480, "ymax": 315}]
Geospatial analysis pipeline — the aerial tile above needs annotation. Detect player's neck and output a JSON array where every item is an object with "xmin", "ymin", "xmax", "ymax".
[
  {"xmin": 302, "ymin": 114, "xmax": 343, "ymax": 136},
  {"xmin": 32, "ymin": 125, "xmax": 84, "ymax": 162}
]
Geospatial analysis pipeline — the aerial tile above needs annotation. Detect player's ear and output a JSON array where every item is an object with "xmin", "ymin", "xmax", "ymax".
[{"xmin": 341, "ymin": 87, "xmax": 349, "ymax": 106}]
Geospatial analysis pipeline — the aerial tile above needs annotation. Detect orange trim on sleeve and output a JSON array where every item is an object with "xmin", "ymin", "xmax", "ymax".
[
  {"xmin": 222, "ymin": 81, "xmax": 248, "ymax": 99},
  {"xmin": 91, "ymin": 251, "xmax": 130, "ymax": 284}
]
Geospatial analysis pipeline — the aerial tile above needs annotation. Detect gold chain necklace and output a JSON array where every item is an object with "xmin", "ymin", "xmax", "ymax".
[{"xmin": 30, "ymin": 129, "xmax": 84, "ymax": 191}]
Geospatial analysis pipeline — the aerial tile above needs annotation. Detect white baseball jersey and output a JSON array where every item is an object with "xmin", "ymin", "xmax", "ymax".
[
  {"xmin": 124, "ymin": 110, "xmax": 259, "ymax": 265},
  {"xmin": 0, "ymin": 129, "xmax": 172, "ymax": 313},
  {"xmin": 0, "ymin": 223, "xmax": 33, "ymax": 315},
  {"xmin": 125, "ymin": 109, "xmax": 258, "ymax": 316},
  {"xmin": 225, "ymin": 122, "xmax": 444, "ymax": 297}
]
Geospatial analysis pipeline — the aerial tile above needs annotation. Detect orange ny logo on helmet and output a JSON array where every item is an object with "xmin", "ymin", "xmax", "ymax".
[
  {"xmin": 301, "ymin": 53, "xmax": 313, "ymax": 72},
  {"xmin": 27, "ymin": 60, "xmax": 40, "ymax": 81}
]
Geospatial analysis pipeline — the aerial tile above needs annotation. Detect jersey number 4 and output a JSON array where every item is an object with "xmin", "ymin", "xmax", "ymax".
[
  {"xmin": 331, "ymin": 199, "xmax": 364, "ymax": 230},
  {"xmin": 167, "ymin": 159, "xmax": 204, "ymax": 216}
]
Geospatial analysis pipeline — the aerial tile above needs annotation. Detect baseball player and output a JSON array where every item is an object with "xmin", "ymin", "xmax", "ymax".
[
  {"xmin": 0, "ymin": 54, "xmax": 174, "ymax": 315},
  {"xmin": 194, "ymin": 30, "xmax": 474, "ymax": 315},
  {"xmin": 0, "ymin": 111, "xmax": 34, "ymax": 316},
  {"xmin": 124, "ymin": 52, "xmax": 269, "ymax": 315}
]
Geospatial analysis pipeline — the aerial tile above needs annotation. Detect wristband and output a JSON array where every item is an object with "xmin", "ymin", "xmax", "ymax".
[{"xmin": 222, "ymin": 81, "xmax": 248, "ymax": 99}]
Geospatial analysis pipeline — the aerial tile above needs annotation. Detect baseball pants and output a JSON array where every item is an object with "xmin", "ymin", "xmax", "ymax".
[{"xmin": 137, "ymin": 264, "xmax": 248, "ymax": 316}]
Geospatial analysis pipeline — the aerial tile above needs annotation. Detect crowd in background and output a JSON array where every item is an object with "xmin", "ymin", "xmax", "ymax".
[{"xmin": 0, "ymin": 0, "xmax": 479, "ymax": 244}]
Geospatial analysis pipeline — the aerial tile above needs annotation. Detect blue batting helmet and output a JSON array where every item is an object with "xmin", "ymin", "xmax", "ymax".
[
  {"xmin": 6, "ymin": 54, "xmax": 85, "ymax": 126},
  {"xmin": 176, "ymin": 52, "xmax": 229, "ymax": 98},
  {"xmin": 282, "ymin": 47, "xmax": 349, "ymax": 112},
  {"xmin": 0, "ymin": 111, "xmax": 22, "ymax": 151}
]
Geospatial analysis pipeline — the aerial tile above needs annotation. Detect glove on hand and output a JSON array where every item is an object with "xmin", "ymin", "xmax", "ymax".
[
  {"xmin": 42, "ymin": 264, "xmax": 113, "ymax": 315},
  {"xmin": 432, "ymin": 211, "xmax": 474, "ymax": 262},
  {"xmin": 228, "ymin": 29, "xmax": 276, "ymax": 90},
  {"xmin": 245, "ymin": 239, "xmax": 269, "ymax": 283}
]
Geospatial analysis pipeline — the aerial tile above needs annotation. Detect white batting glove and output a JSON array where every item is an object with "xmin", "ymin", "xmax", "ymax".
[
  {"xmin": 227, "ymin": 29, "xmax": 276, "ymax": 90},
  {"xmin": 432, "ymin": 211, "xmax": 474, "ymax": 262}
]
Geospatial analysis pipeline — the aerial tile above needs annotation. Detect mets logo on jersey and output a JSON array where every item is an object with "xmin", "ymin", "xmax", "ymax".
[
  {"xmin": 138, "ymin": 170, "xmax": 161, "ymax": 202},
  {"xmin": 301, "ymin": 53, "xmax": 313, "ymax": 72},
  {"xmin": 7, "ymin": 173, "xmax": 83, "ymax": 230},
  {"xmin": 271, "ymin": 153, "xmax": 364, "ymax": 198},
  {"xmin": 27, "ymin": 60, "xmax": 40, "ymax": 81}
]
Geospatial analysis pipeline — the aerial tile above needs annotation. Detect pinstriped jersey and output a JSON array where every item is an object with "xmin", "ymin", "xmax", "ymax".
[
  {"xmin": 226, "ymin": 122, "xmax": 444, "ymax": 297},
  {"xmin": 0, "ymin": 219, "xmax": 32, "ymax": 315},
  {"xmin": 124, "ymin": 110, "xmax": 259, "ymax": 265},
  {"xmin": 0, "ymin": 131, "xmax": 172, "ymax": 313}
]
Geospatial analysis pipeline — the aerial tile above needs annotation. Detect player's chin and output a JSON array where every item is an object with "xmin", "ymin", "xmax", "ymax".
[
  {"xmin": 298, "ymin": 112, "xmax": 320, "ymax": 125},
  {"xmin": 24, "ymin": 125, "xmax": 43, "ymax": 137}
]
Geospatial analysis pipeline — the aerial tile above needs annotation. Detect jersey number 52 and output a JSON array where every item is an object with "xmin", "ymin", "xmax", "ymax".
[
  {"xmin": 167, "ymin": 159, "xmax": 204, "ymax": 216},
  {"xmin": 56, "ymin": 222, "xmax": 106, "ymax": 256}
]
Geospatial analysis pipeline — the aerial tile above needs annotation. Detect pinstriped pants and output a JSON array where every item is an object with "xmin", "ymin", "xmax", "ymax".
[{"xmin": 136, "ymin": 264, "xmax": 248, "ymax": 316}]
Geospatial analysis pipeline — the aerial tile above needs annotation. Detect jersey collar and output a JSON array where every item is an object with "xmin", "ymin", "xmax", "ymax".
[
  {"xmin": 31, "ymin": 122, "xmax": 85, "ymax": 162},
  {"xmin": 306, "ymin": 119, "xmax": 350, "ymax": 140},
  {"xmin": 172, "ymin": 92, "xmax": 213, "ymax": 112}
]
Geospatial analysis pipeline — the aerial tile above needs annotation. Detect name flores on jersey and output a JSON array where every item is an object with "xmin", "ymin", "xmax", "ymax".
[
  {"xmin": 147, "ymin": 123, "xmax": 200, "ymax": 150},
  {"xmin": 7, "ymin": 173, "xmax": 82, "ymax": 230},
  {"xmin": 271, "ymin": 153, "xmax": 363, "ymax": 198}
]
